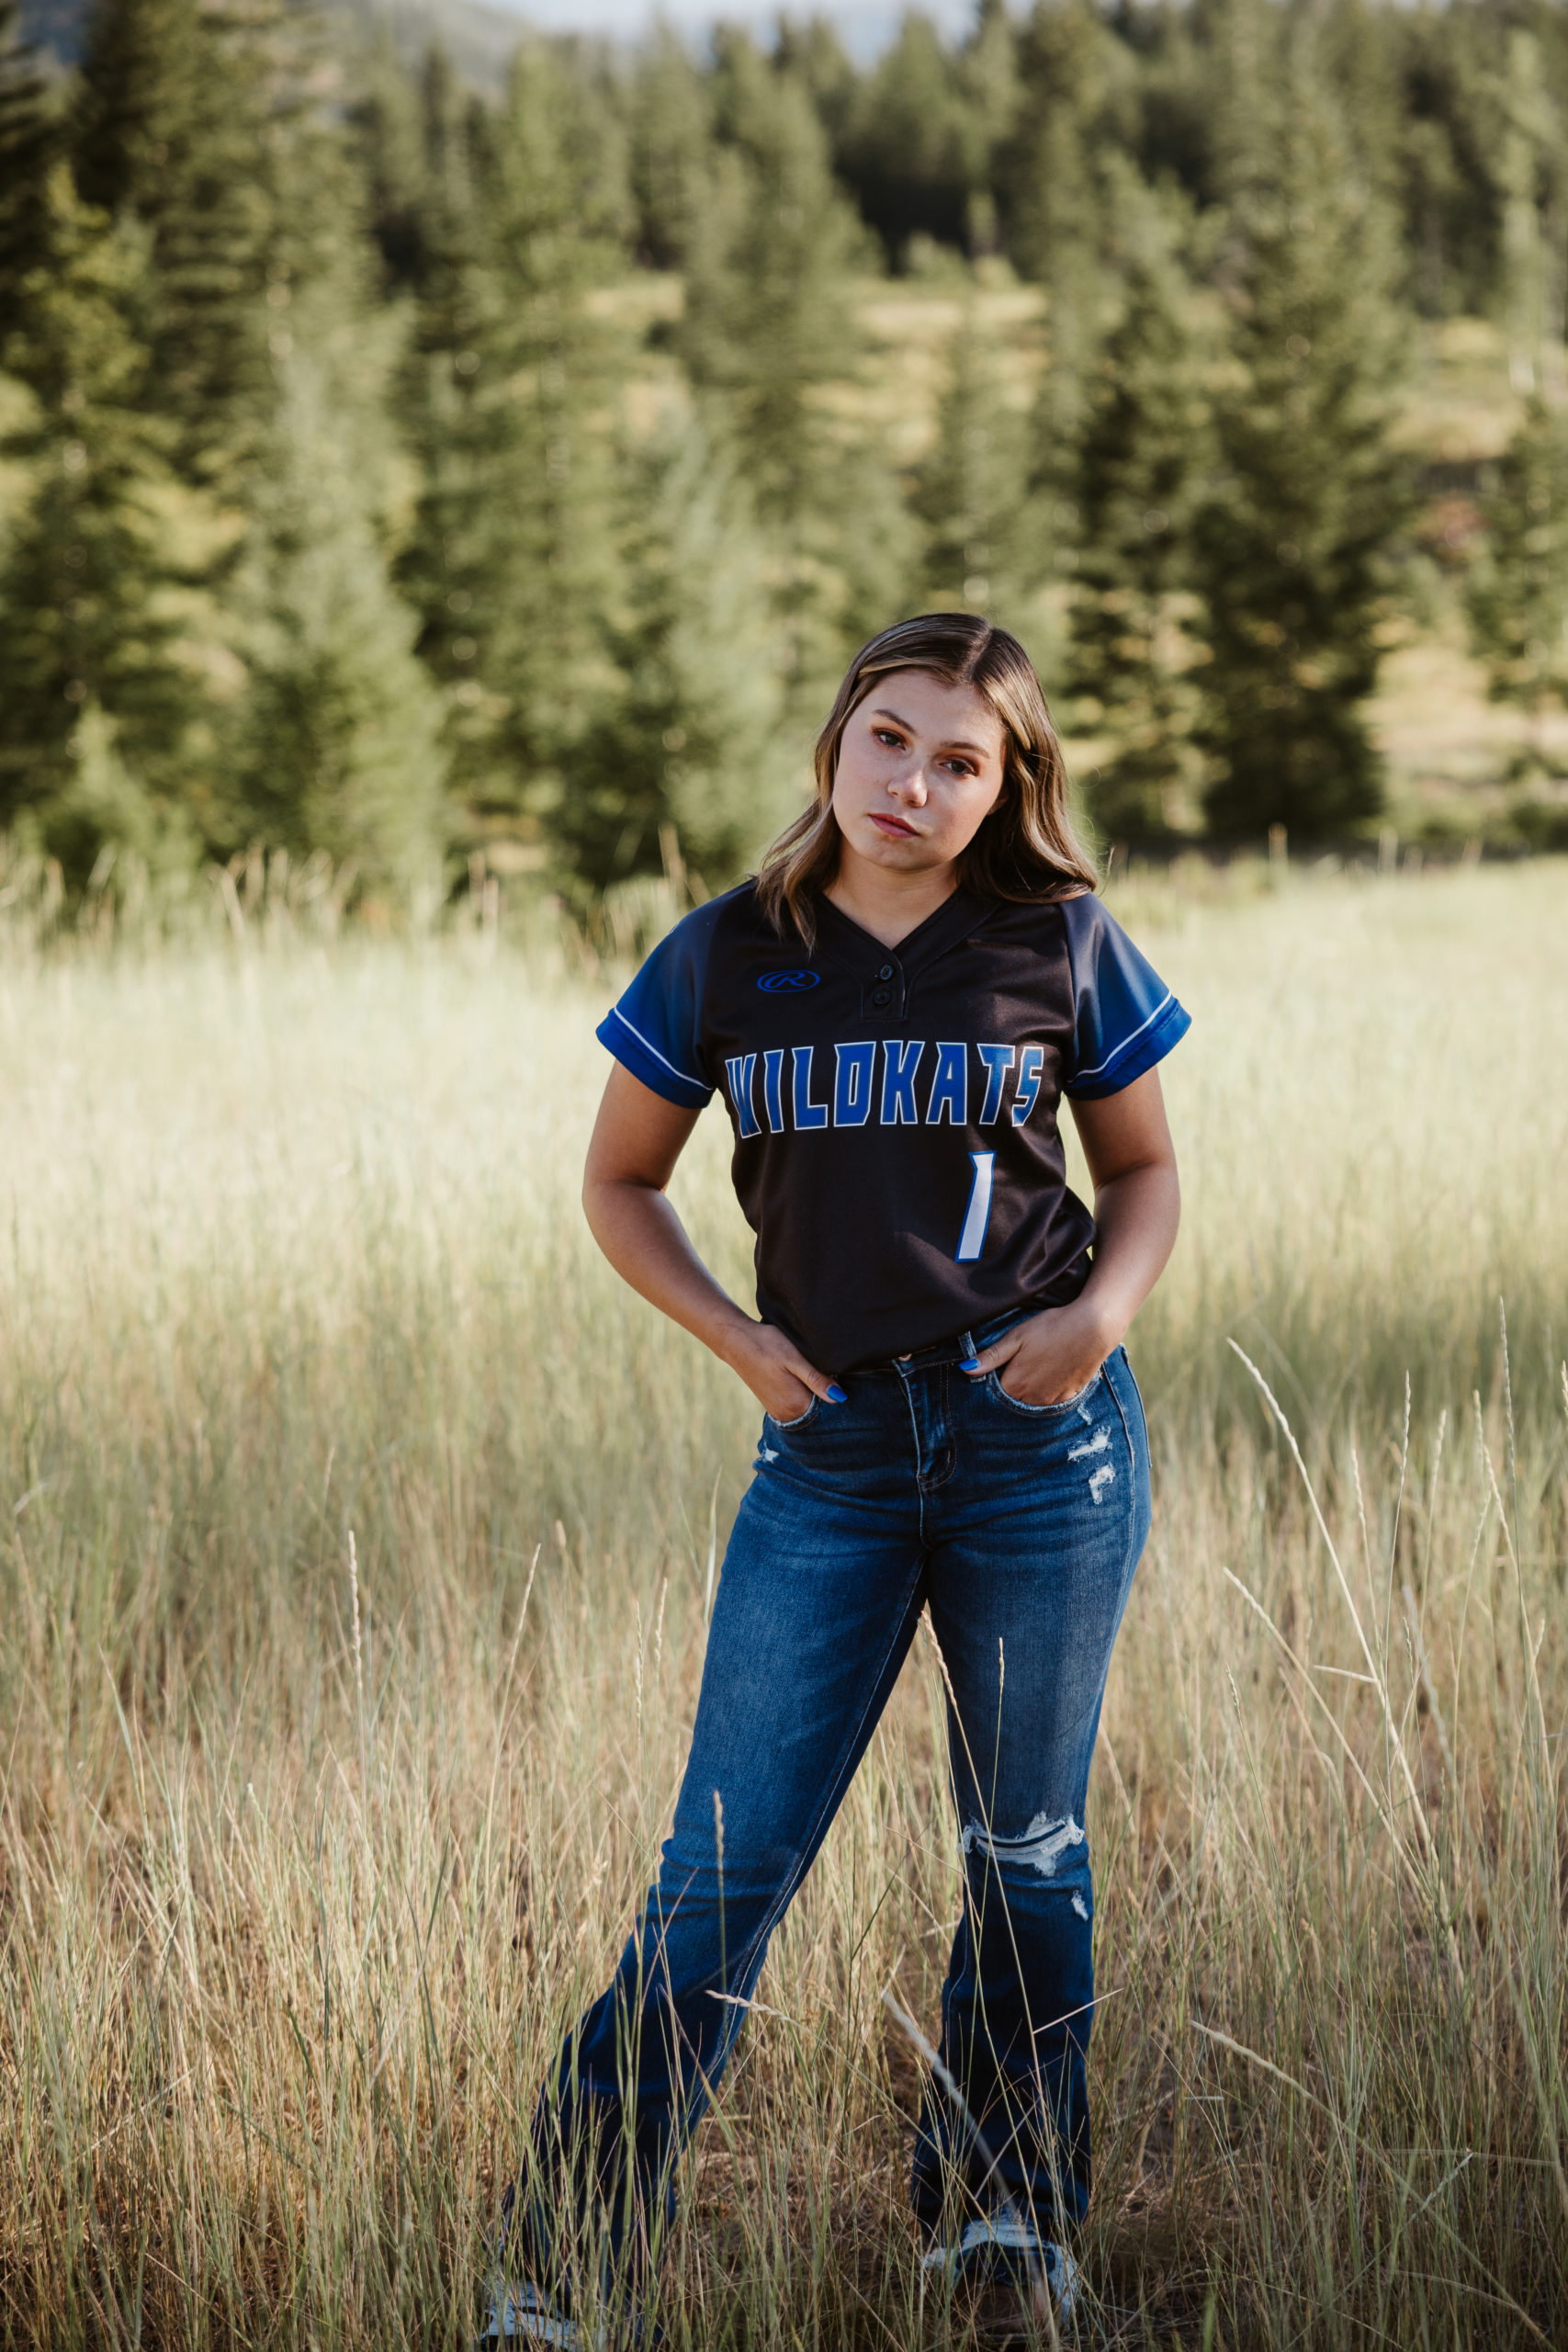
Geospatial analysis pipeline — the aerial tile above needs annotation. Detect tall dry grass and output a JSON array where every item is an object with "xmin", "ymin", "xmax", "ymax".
[{"xmin": 0, "ymin": 859, "xmax": 1564, "ymax": 2348}]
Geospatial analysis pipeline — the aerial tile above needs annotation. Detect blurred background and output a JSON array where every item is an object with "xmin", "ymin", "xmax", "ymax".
[{"xmin": 6, "ymin": 0, "xmax": 1568, "ymax": 915}]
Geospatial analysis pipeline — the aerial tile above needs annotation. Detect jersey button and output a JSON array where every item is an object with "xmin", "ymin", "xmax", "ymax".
[
  {"xmin": 877, "ymin": 963, "xmax": 895, "ymax": 979},
  {"xmin": 872, "ymin": 985, "xmax": 893, "ymax": 1008}
]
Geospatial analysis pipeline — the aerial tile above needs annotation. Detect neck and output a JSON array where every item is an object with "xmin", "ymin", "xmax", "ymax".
[{"xmin": 823, "ymin": 847, "xmax": 963, "ymax": 949}]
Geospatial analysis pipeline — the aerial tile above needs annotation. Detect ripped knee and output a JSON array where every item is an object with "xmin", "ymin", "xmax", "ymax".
[{"xmin": 960, "ymin": 1811, "xmax": 1091, "ymax": 1917}]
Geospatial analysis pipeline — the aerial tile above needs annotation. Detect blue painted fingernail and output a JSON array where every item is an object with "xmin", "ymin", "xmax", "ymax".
[
  {"xmin": 826, "ymin": 1383, "xmax": 848, "ymax": 1403},
  {"xmin": 959, "ymin": 1357, "xmax": 981, "ymax": 1374}
]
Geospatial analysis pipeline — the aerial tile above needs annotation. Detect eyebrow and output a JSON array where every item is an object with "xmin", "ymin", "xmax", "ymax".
[{"xmin": 869, "ymin": 707, "xmax": 991, "ymax": 757}]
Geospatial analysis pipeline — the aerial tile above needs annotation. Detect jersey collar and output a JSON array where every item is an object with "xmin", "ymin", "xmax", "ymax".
[{"xmin": 809, "ymin": 885, "xmax": 993, "ymax": 979}]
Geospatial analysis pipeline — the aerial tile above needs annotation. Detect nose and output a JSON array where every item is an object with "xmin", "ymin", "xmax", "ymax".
[{"xmin": 887, "ymin": 762, "xmax": 928, "ymax": 804}]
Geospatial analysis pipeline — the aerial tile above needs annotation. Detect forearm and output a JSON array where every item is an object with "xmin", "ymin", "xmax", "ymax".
[
  {"xmin": 584, "ymin": 1176, "xmax": 754, "ymax": 1368},
  {"xmin": 1076, "ymin": 1159, "xmax": 1181, "ymax": 1347},
  {"xmin": 581, "ymin": 1065, "xmax": 834, "ymax": 1416}
]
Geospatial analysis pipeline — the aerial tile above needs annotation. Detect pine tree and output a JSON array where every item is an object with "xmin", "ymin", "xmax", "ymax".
[
  {"xmin": 72, "ymin": 0, "xmax": 278, "ymax": 486},
  {"xmin": 0, "ymin": 164, "xmax": 191, "ymax": 852},
  {"xmin": 352, "ymin": 33, "xmax": 433, "ymax": 291},
  {"xmin": 962, "ymin": 0, "xmax": 1021, "ymax": 252},
  {"xmin": 1000, "ymin": 0, "xmax": 1134, "ymax": 449},
  {"xmin": 556, "ymin": 412, "xmax": 786, "ymax": 893},
  {"xmin": 1200, "ymin": 0, "xmax": 1275, "ymax": 205},
  {"xmin": 362, "ymin": 44, "xmax": 486, "ymax": 303},
  {"xmin": 625, "ymin": 26, "xmax": 712, "ymax": 269},
  {"xmin": 1067, "ymin": 238, "xmax": 1209, "ymax": 844},
  {"xmin": 389, "ymin": 100, "xmax": 509, "ymax": 825},
  {"xmin": 391, "ymin": 39, "xmax": 633, "ymax": 851},
  {"xmin": 681, "ymin": 53, "xmax": 915, "ymax": 702},
  {"xmin": 228, "ymin": 352, "xmax": 446, "ymax": 886},
  {"xmin": 385, "ymin": 96, "xmax": 492, "ymax": 800},
  {"xmin": 267, "ymin": 11, "xmax": 410, "ymax": 346},
  {"xmin": 681, "ymin": 58, "xmax": 862, "ymax": 526},
  {"xmin": 1190, "ymin": 37, "xmax": 1408, "ymax": 843},
  {"xmin": 476, "ymin": 40, "xmax": 627, "ymax": 827},
  {"xmin": 1386, "ymin": 5, "xmax": 1510, "ymax": 322},
  {"xmin": 1467, "ymin": 394, "xmax": 1568, "ymax": 754},
  {"xmin": 1127, "ymin": 3, "xmax": 1214, "ymax": 207},
  {"xmin": 912, "ymin": 299, "xmax": 1032, "ymax": 618},
  {"xmin": 773, "ymin": 16, "xmax": 859, "ymax": 157},
  {"xmin": 0, "ymin": 0, "xmax": 57, "ymax": 332},
  {"xmin": 41, "ymin": 697, "xmax": 198, "ymax": 881},
  {"xmin": 1315, "ymin": 0, "xmax": 1407, "ymax": 219},
  {"xmin": 839, "ymin": 11, "xmax": 987, "ymax": 259},
  {"xmin": 1495, "ymin": 30, "xmax": 1562, "ymax": 400}
]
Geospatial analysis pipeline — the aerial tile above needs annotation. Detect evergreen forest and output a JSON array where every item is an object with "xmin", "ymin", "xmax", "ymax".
[{"xmin": 6, "ymin": 0, "xmax": 1568, "ymax": 910}]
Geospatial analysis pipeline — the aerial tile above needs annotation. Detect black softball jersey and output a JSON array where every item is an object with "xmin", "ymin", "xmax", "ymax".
[{"xmin": 596, "ymin": 883, "xmax": 1190, "ymax": 1374}]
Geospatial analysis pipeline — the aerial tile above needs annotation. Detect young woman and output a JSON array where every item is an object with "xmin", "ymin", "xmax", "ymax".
[{"xmin": 487, "ymin": 614, "xmax": 1188, "ymax": 2346}]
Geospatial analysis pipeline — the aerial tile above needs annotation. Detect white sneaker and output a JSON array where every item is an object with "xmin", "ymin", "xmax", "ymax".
[
  {"xmin": 477, "ymin": 2280, "xmax": 592, "ymax": 2347},
  {"xmin": 921, "ymin": 2215, "xmax": 1081, "ymax": 2317}
]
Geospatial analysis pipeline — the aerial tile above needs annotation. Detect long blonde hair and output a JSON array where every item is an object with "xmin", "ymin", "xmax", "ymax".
[{"xmin": 755, "ymin": 613, "xmax": 1098, "ymax": 947}]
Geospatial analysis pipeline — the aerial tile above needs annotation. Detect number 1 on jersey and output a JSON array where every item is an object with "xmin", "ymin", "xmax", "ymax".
[{"xmin": 955, "ymin": 1151, "xmax": 995, "ymax": 1261}]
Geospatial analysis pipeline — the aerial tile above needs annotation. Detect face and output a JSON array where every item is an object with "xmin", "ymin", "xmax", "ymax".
[{"xmin": 830, "ymin": 669, "xmax": 1007, "ymax": 881}]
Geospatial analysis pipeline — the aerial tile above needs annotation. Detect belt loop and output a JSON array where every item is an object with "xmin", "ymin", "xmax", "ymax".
[{"xmin": 957, "ymin": 1328, "xmax": 976, "ymax": 1362}]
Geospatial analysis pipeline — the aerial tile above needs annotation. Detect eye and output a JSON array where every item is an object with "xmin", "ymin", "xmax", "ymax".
[{"xmin": 873, "ymin": 728, "xmax": 904, "ymax": 749}]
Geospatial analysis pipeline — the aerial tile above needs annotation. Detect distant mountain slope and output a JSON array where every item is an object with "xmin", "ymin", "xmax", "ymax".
[
  {"xmin": 21, "ymin": 0, "xmax": 528, "ymax": 89},
  {"xmin": 320, "ymin": 0, "xmax": 526, "ymax": 89}
]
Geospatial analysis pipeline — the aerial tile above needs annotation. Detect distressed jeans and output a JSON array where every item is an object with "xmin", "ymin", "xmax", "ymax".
[{"xmin": 518, "ymin": 1317, "xmax": 1151, "ymax": 2288}]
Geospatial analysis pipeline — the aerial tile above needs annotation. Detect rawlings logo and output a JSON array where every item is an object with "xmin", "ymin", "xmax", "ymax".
[{"xmin": 756, "ymin": 968, "xmax": 820, "ymax": 992}]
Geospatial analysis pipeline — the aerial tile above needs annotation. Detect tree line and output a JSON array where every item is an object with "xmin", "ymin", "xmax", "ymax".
[{"xmin": 3, "ymin": 0, "xmax": 1568, "ymax": 906}]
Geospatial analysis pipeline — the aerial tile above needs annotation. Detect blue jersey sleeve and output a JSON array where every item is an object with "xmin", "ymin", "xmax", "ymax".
[
  {"xmin": 1059, "ymin": 894, "xmax": 1190, "ymax": 1099},
  {"xmin": 595, "ymin": 898, "xmax": 722, "ymax": 1110}
]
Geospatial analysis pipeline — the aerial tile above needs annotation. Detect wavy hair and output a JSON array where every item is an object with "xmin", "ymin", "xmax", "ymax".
[{"xmin": 755, "ymin": 613, "xmax": 1097, "ymax": 947}]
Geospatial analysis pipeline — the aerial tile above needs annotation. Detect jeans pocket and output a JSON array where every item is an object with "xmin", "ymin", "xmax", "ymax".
[
  {"xmin": 766, "ymin": 1395, "xmax": 821, "ymax": 1432},
  {"xmin": 985, "ymin": 1367, "xmax": 1104, "ymax": 1419}
]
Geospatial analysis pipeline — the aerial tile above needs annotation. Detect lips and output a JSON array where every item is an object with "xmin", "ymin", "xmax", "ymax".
[{"xmin": 870, "ymin": 814, "xmax": 919, "ymax": 839}]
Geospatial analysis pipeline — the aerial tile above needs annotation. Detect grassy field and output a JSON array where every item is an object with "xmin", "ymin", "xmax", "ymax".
[{"xmin": 0, "ymin": 859, "xmax": 1564, "ymax": 2349}]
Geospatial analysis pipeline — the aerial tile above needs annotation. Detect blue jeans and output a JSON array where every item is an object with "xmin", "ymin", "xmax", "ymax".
[{"xmin": 519, "ymin": 1318, "xmax": 1151, "ymax": 2287}]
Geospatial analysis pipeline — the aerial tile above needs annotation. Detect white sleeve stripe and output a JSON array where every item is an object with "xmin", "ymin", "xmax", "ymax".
[
  {"xmin": 1074, "ymin": 989, "xmax": 1176, "ymax": 1082},
  {"xmin": 607, "ymin": 1005, "xmax": 707, "ymax": 1091}
]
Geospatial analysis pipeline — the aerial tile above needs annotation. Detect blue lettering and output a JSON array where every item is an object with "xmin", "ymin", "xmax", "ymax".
[
  {"xmin": 976, "ymin": 1043, "xmax": 1015, "ymax": 1125},
  {"xmin": 834, "ymin": 1041, "xmax": 874, "ymax": 1125},
  {"xmin": 926, "ymin": 1041, "xmax": 968, "ymax": 1125},
  {"xmin": 880, "ymin": 1038, "xmax": 924, "ymax": 1124},
  {"xmin": 762, "ymin": 1048, "xmax": 786, "ymax": 1134},
  {"xmin": 725, "ymin": 1054, "xmax": 761, "ymax": 1139},
  {"xmin": 792, "ymin": 1045, "xmax": 829, "ymax": 1130},
  {"xmin": 1012, "ymin": 1044, "xmax": 1044, "ymax": 1125}
]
